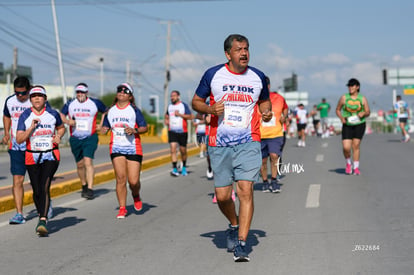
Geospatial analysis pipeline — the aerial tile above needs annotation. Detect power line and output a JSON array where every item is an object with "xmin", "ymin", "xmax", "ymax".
[{"xmin": 0, "ymin": 0, "xmax": 225, "ymax": 6}]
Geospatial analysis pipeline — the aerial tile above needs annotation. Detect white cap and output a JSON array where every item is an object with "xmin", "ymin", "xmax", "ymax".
[
  {"xmin": 75, "ymin": 84, "xmax": 88, "ymax": 93},
  {"xmin": 29, "ymin": 86, "xmax": 46, "ymax": 96}
]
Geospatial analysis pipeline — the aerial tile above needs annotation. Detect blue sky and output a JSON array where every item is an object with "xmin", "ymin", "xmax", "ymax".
[{"xmin": 1, "ymin": 0, "xmax": 414, "ymax": 113}]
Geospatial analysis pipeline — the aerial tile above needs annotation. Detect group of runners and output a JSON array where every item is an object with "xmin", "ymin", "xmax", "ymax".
[
  {"xmin": 2, "ymin": 33, "xmax": 411, "ymax": 262},
  {"xmin": 3, "ymin": 79, "xmax": 148, "ymax": 235}
]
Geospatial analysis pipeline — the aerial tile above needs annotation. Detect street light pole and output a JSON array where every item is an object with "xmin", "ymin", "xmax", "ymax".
[
  {"xmin": 51, "ymin": 0, "xmax": 67, "ymax": 104},
  {"xmin": 100, "ymin": 57, "xmax": 104, "ymax": 98}
]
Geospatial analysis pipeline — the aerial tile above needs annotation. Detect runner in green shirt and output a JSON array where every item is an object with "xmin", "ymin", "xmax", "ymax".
[{"xmin": 317, "ymin": 98, "xmax": 331, "ymax": 137}]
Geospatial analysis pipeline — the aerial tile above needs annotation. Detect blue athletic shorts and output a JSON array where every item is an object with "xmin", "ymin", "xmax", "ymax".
[
  {"xmin": 261, "ymin": 136, "xmax": 285, "ymax": 158},
  {"xmin": 69, "ymin": 133, "xmax": 99, "ymax": 163},
  {"xmin": 196, "ymin": 133, "xmax": 206, "ymax": 145},
  {"xmin": 208, "ymin": 141, "xmax": 262, "ymax": 187},
  {"xmin": 9, "ymin": 149, "xmax": 26, "ymax": 176}
]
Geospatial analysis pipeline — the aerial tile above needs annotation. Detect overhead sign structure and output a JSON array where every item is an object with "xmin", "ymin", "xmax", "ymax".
[
  {"xmin": 403, "ymin": 85, "xmax": 414, "ymax": 95},
  {"xmin": 283, "ymin": 73, "xmax": 298, "ymax": 92},
  {"xmin": 387, "ymin": 68, "xmax": 414, "ymax": 85}
]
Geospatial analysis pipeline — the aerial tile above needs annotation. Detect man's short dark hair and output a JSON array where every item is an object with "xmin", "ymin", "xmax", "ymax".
[
  {"xmin": 171, "ymin": 90, "xmax": 180, "ymax": 96},
  {"xmin": 14, "ymin": 76, "xmax": 31, "ymax": 90},
  {"xmin": 224, "ymin": 34, "xmax": 249, "ymax": 53}
]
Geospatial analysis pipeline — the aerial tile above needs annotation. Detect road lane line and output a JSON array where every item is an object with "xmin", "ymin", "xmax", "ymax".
[
  {"xmin": 306, "ymin": 184, "xmax": 321, "ymax": 208},
  {"xmin": 321, "ymin": 142, "xmax": 328, "ymax": 148},
  {"xmin": 315, "ymin": 154, "xmax": 324, "ymax": 162}
]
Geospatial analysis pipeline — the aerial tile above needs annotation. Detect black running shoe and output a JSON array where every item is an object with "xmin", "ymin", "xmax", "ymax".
[
  {"xmin": 81, "ymin": 185, "xmax": 88, "ymax": 198},
  {"xmin": 85, "ymin": 188, "xmax": 94, "ymax": 200}
]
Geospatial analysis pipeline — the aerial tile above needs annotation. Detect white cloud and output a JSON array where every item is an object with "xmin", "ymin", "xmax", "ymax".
[
  {"xmin": 319, "ymin": 53, "xmax": 350, "ymax": 65},
  {"xmin": 309, "ymin": 70, "xmax": 338, "ymax": 85}
]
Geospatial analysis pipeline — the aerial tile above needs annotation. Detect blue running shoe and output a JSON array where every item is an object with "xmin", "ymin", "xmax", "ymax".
[
  {"xmin": 233, "ymin": 240, "xmax": 250, "ymax": 262},
  {"xmin": 270, "ymin": 179, "xmax": 281, "ymax": 193},
  {"xmin": 170, "ymin": 168, "xmax": 180, "ymax": 177},
  {"xmin": 262, "ymin": 180, "xmax": 271, "ymax": 193},
  {"xmin": 181, "ymin": 166, "xmax": 188, "ymax": 176},
  {"xmin": 226, "ymin": 224, "xmax": 239, "ymax": 252},
  {"xmin": 47, "ymin": 202, "xmax": 54, "ymax": 220},
  {"xmin": 9, "ymin": 213, "xmax": 25, "ymax": 224}
]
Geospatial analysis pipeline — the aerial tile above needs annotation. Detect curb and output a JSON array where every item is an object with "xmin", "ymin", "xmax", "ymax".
[{"xmin": 0, "ymin": 146, "xmax": 200, "ymax": 214}]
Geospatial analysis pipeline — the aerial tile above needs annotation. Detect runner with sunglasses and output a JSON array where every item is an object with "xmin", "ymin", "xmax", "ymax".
[
  {"xmin": 16, "ymin": 86, "xmax": 65, "ymax": 236},
  {"xmin": 2, "ymin": 77, "xmax": 53, "ymax": 224},
  {"xmin": 101, "ymin": 83, "xmax": 148, "ymax": 219}
]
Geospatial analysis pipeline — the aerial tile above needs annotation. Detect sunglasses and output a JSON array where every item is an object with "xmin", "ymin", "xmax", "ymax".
[
  {"xmin": 76, "ymin": 90, "xmax": 87, "ymax": 94},
  {"xmin": 30, "ymin": 93, "xmax": 46, "ymax": 98},
  {"xmin": 117, "ymin": 86, "xmax": 131, "ymax": 94},
  {"xmin": 15, "ymin": 91, "xmax": 28, "ymax": 96}
]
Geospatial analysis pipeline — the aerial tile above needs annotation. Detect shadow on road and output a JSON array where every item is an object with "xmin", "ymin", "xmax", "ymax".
[
  {"xmin": 329, "ymin": 168, "xmax": 347, "ymax": 174},
  {"xmin": 48, "ymin": 216, "xmax": 87, "ymax": 235},
  {"xmin": 387, "ymin": 139, "xmax": 403, "ymax": 143},
  {"xmin": 125, "ymin": 202, "xmax": 157, "ymax": 216},
  {"xmin": 26, "ymin": 206, "xmax": 78, "ymax": 221},
  {"xmin": 200, "ymin": 229, "xmax": 266, "ymax": 253}
]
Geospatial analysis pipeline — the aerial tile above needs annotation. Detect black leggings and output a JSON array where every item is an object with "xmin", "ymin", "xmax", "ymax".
[{"xmin": 27, "ymin": 160, "xmax": 59, "ymax": 219}]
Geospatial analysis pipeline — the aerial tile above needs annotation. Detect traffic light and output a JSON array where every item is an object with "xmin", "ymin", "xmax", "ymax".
[
  {"xmin": 149, "ymin": 98, "xmax": 156, "ymax": 114},
  {"xmin": 382, "ymin": 69, "xmax": 387, "ymax": 85}
]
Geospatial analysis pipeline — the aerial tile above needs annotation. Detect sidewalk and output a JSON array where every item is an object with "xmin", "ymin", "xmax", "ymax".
[{"xmin": 0, "ymin": 142, "xmax": 199, "ymax": 214}]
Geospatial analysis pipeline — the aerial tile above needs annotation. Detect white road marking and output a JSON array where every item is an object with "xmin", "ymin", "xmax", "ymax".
[
  {"xmin": 306, "ymin": 184, "xmax": 321, "ymax": 208},
  {"xmin": 315, "ymin": 154, "xmax": 324, "ymax": 162},
  {"xmin": 321, "ymin": 142, "xmax": 328, "ymax": 148},
  {"xmin": 58, "ymin": 198, "xmax": 86, "ymax": 208}
]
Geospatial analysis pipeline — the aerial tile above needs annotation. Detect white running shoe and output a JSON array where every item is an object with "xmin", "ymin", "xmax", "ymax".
[{"xmin": 206, "ymin": 168, "xmax": 214, "ymax": 180}]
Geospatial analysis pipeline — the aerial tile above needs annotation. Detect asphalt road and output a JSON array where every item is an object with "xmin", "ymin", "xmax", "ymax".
[
  {"xmin": 0, "ymin": 133, "xmax": 413, "ymax": 274},
  {"xmin": 0, "ymin": 143, "xmax": 170, "ymax": 188}
]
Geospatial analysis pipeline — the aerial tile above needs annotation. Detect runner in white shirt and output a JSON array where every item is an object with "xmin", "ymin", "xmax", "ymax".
[
  {"xmin": 394, "ymin": 95, "xmax": 410, "ymax": 142},
  {"xmin": 295, "ymin": 103, "xmax": 309, "ymax": 147},
  {"xmin": 101, "ymin": 83, "xmax": 148, "ymax": 219},
  {"xmin": 16, "ymin": 85, "xmax": 65, "ymax": 236},
  {"xmin": 164, "ymin": 90, "xmax": 193, "ymax": 177},
  {"xmin": 60, "ymin": 83, "xmax": 107, "ymax": 199},
  {"xmin": 2, "ymin": 77, "xmax": 53, "ymax": 224}
]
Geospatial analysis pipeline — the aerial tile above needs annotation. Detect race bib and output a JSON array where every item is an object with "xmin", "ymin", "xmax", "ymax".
[
  {"xmin": 261, "ymin": 112, "xmax": 276, "ymax": 127},
  {"xmin": 31, "ymin": 136, "xmax": 53, "ymax": 151},
  {"xmin": 197, "ymin": 124, "xmax": 206, "ymax": 133},
  {"xmin": 224, "ymin": 106, "xmax": 249, "ymax": 128},
  {"xmin": 347, "ymin": 115, "xmax": 361, "ymax": 124},
  {"xmin": 113, "ymin": 127, "xmax": 130, "ymax": 145},
  {"xmin": 75, "ymin": 120, "xmax": 89, "ymax": 131},
  {"xmin": 170, "ymin": 117, "xmax": 181, "ymax": 128}
]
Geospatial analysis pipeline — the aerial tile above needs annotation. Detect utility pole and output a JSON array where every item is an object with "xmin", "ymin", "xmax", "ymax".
[
  {"xmin": 51, "ymin": 0, "xmax": 67, "ymax": 104},
  {"xmin": 161, "ymin": 20, "xmax": 176, "ymax": 114},
  {"xmin": 13, "ymin": 47, "xmax": 17, "ymax": 80},
  {"xmin": 99, "ymin": 57, "xmax": 104, "ymax": 98}
]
